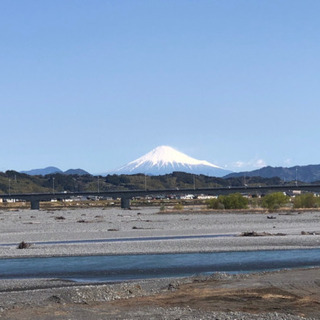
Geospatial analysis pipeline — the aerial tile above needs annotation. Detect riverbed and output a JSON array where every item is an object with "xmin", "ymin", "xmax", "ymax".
[{"xmin": 1, "ymin": 207, "xmax": 320, "ymax": 319}]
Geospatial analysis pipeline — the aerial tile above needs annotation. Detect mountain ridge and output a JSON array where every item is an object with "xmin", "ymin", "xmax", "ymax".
[
  {"xmin": 21, "ymin": 167, "xmax": 90, "ymax": 176},
  {"xmin": 224, "ymin": 164, "xmax": 320, "ymax": 183}
]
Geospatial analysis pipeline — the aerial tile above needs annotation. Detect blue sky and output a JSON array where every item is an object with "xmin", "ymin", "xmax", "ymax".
[{"xmin": 1, "ymin": 1, "xmax": 320, "ymax": 174}]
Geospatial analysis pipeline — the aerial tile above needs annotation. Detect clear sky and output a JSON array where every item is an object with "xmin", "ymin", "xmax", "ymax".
[{"xmin": 1, "ymin": 1, "xmax": 320, "ymax": 174}]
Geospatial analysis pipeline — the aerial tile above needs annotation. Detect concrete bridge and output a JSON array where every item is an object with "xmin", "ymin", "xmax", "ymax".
[{"xmin": 2, "ymin": 184, "xmax": 320, "ymax": 210}]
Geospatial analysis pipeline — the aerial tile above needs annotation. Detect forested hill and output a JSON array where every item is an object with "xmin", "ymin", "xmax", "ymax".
[{"xmin": 0, "ymin": 170, "xmax": 296, "ymax": 195}]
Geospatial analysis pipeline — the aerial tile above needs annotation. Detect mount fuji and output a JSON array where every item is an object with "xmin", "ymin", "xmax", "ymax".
[{"xmin": 108, "ymin": 146, "xmax": 232, "ymax": 177}]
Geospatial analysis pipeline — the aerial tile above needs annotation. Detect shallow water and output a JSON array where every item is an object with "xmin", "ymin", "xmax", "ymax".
[{"xmin": 1, "ymin": 248, "xmax": 320, "ymax": 282}]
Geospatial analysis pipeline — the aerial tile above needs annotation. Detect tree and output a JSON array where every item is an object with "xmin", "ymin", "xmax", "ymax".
[
  {"xmin": 293, "ymin": 193, "xmax": 317, "ymax": 208},
  {"xmin": 207, "ymin": 198, "xmax": 222, "ymax": 209},
  {"xmin": 220, "ymin": 193, "xmax": 248, "ymax": 209},
  {"xmin": 262, "ymin": 192, "xmax": 289, "ymax": 210},
  {"xmin": 207, "ymin": 193, "xmax": 248, "ymax": 210}
]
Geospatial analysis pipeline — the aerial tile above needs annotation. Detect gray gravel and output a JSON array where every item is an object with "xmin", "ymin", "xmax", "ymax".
[
  {"xmin": 0, "ymin": 207, "xmax": 320, "ymax": 258},
  {"xmin": 0, "ymin": 273, "xmax": 317, "ymax": 319}
]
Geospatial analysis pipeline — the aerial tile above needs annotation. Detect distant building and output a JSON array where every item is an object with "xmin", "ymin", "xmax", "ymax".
[
  {"xmin": 181, "ymin": 194, "xmax": 195, "ymax": 200},
  {"xmin": 197, "ymin": 194, "xmax": 217, "ymax": 200}
]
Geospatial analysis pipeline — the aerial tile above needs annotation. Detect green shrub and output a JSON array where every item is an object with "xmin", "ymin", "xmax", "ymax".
[
  {"xmin": 262, "ymin": 192, "xmax": 289, "ymax": 210},
  {"xmin": 173, "ymin": 203, "xmax": 184, "ymax": 210},
  {"xmin": 220, "ymin": 193, "xmax": 248, "ymax": 209},
  {"xmin": 207, "ymin": 193, "xmax": 248, "ymax": 210},
  {"xmin": 207, "ymin": 198, "xmax": 220, "ymax": 209},
  {"xmin": 293, "ymin": 193, "xmax": 317, "ymax": 208}
]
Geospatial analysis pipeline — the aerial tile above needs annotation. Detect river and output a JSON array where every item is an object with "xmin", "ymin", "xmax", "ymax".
[{"xmin": 1, "ymin": 248, "xmax": 320, "ymax": 282}]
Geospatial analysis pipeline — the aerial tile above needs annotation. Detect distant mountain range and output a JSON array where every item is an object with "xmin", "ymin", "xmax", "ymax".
[
  {"xmin": 225, "ymin": 165, "xmax": 320, "ymax": 183},
  {"xmin": 18, "ymin": 146, "xmax": 320, "ymax": 183},
  {"xmin": 21, "ymin": 167, "xmax": 90, "ymax": 176},
  {"xmin": 107, "ymin": 145, "xmax": 232, "ymax": 177}
]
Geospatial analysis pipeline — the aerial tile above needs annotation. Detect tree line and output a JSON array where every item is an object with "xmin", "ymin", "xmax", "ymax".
[{"xmin": 207, "ymin": 192, "xmax": 320, "ymax": 210}]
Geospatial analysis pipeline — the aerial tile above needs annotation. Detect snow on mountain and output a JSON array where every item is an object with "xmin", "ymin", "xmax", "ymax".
[{"xmin": 108, "ymin": 146, "xmax": 232, "ymax": 177}]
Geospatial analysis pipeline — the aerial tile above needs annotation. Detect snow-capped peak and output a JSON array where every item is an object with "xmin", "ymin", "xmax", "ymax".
[
  {"xmin": 127, "ymin": 146, "xmax": 222, "ymax": 169},
  {"xmin": 106, "ymin": 145, "xmax": 233, "ymax": 177}
]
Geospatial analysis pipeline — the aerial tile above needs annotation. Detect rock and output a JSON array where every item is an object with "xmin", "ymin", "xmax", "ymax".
[
  {"xmin": 46, "ymin": 295, "xmax": 62, "ymax": 304},
  {"xmin": 17, "ymin": 241, "xmax": 31, "ymax": 249}
]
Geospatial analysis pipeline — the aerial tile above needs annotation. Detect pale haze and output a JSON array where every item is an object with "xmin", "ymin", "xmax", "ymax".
[{"xmin": 1, "ymin": 1, "xmax": 319, "ymax": 174}]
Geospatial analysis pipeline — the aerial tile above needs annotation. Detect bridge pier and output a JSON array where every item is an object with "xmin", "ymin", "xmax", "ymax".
[
  {"xmin": 121, "ymin": 197, "xmax": 130, "ymax": 209},
  {"xmin": 30, "ymin": 200, "xmax": 40, "ymax": 210}
]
